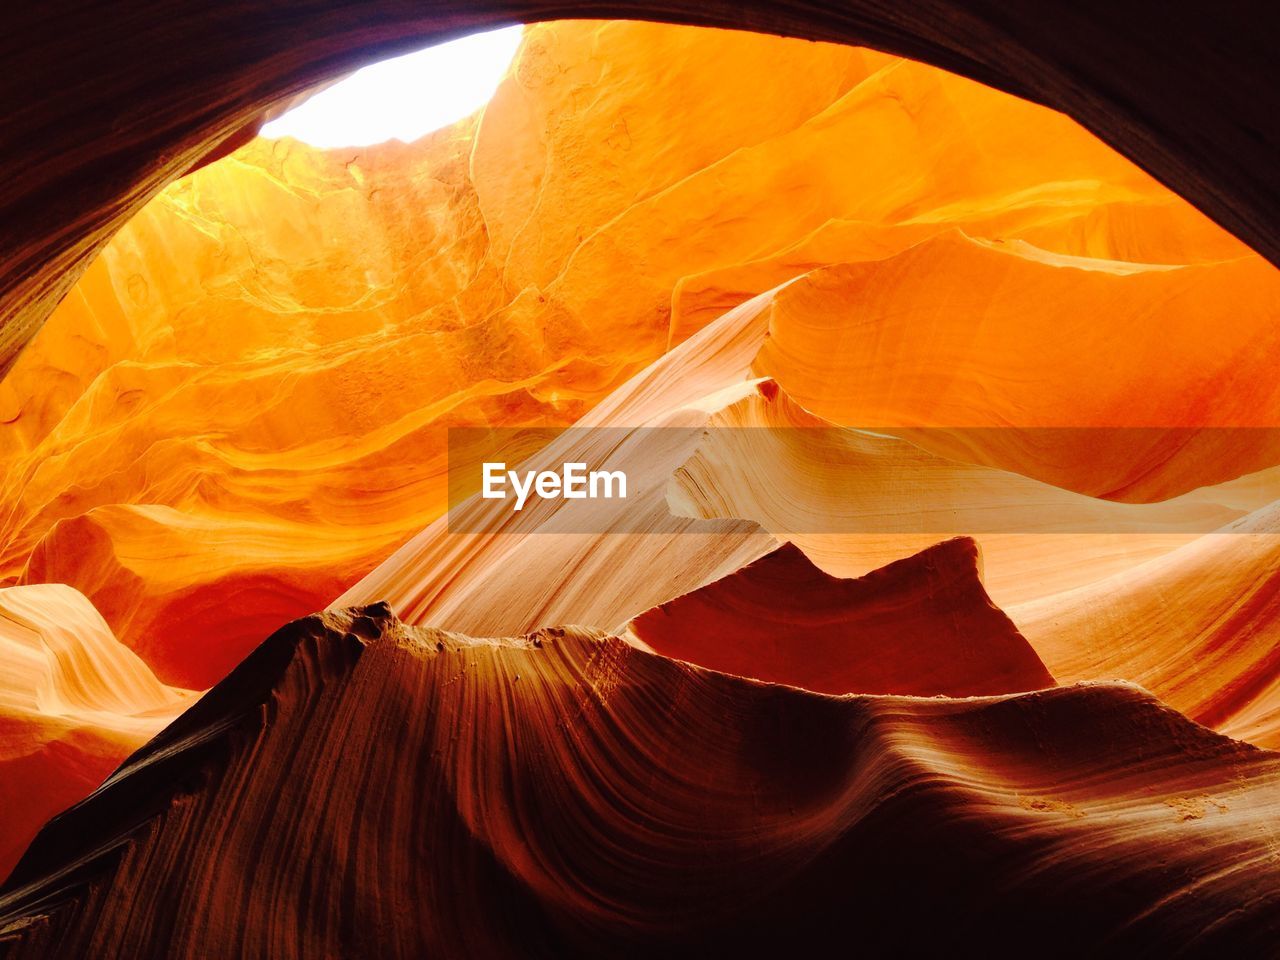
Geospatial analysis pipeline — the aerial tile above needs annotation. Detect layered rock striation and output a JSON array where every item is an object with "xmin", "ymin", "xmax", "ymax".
[
  {"xmin": 5, "ymin": 22, "xmax": 1273, "ymax": 690},
  {"xmin": 0, "ymin": 585, "xmax": 193, "ymax": 880},
  {"xmin": 3, "ymin": 17, "xmax": 1280, "ymax": 953},
  {"xmin": 3, "ymin": 606, "xmax": 1279, "ymax": 957}
]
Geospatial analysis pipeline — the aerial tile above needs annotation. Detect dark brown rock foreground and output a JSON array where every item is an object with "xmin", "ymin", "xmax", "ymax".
[{"xmin": 3, "ymin": 604, "xmax": 1280, "ymax": 957}]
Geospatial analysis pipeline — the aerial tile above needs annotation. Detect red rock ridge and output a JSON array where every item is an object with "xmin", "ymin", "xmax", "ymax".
[{"xmin": 628, "ymin": 537, "xmax": 1055, "ymax": 696}]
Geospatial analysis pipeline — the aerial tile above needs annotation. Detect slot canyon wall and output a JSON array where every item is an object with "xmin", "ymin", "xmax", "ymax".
[
  {"xmin": 4, "ymin": 21, "xmax": 1269, "ymax": 689},
  {"xmin": 2, "ymin": 10, "xmax": 1280, "ymax": 958},
  {"xmin": 1, "ymin": 2, "xmax": 1276, "ymax": 382}
]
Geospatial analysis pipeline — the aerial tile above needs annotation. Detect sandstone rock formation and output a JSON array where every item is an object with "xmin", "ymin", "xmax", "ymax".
[
  {"xmin": 2, "ymin": 3, "xmax": 1276, "ymax": 383},
  {"xmin": 3, "ymin": 14, "xmax": 1280, "ymax": 956},
  {"xmin": 3, "ymin": 606, "xmax": 1280, "ymax": 957},
  {"xmin": 667, "ymin": 378, "xmax": 1280, "ymax": 606},
  {"xmin": 626, "ymin": 537, "xmax": 1056, "ymax": 696},
  {"xmin": 1013, "ymin": 504, "xmax": 1280, "ymax": 750},
  {"xmin": 751, "ymin": 233, "xmax": 1280, "ymax": 500},
  {"xmin": 7, "ymin": 21, "xmax": 1270, "ymax": 691},
  {"xmin": 0, "ymin": 585, "xmax": 192, "ymax": 880}
]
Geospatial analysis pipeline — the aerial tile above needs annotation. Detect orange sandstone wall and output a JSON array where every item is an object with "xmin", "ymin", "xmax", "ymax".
[
  {"xmin": 5, "ymin": 19, "xmax": 1280, "ymax": 948},
  {"xmin": 0, "ymin": 21, "xmax": 1266, "ymax": 688},
  {"xmin": 0, "ymin": 584, "xmax": 193, "ymax": 879}
]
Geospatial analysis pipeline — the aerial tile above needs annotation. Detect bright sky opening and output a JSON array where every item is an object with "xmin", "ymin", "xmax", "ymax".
[{"xmin": 259, "ymin": 25, "xmax": 523, "ymax": 148}]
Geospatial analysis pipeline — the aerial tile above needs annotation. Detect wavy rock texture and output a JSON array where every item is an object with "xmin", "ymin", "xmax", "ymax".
[
  {"xmin": 2, "ymin": 1, "xmax": 1277, "ymax": 384},
  {"xmin": 3, "ymin": 15, "xmax": 1280, "ymax": 954},
  {"xmin": 335, "ymin": 292, "xmax": 778, "ymax": 635},
  {"xmin": 0, "ymin": 116, "xmax": 606, "ymax": 688},
  {"xmin": 338, "ymin": 248, "xmax": 1278, "ymax": 632},
  {"xmin": 668, "ymin": 379, "xmax": 1280, "ymax": 608},
  {"xmin": 3, "ymin": 606, "xmax": 1280, "ymax": 957},
  {"xmin": 0, "ymin": 585, "xmax": 193, "ymax": 881},
  {"xmin": 1012, "ymin": 504, "xmax": 1280, "ymax": 750},
  {"xmin": 750, "ymin": 232, "xmax": 1280, "ymax": 500},
  {"xmin": 653, "ymin": 369, "xmax": 1280, "ymax": 750},
  {"xmin": 626, "ymin": 537, "xmax": 1055, "ymax": 696},
  {"xmin": 3, "ymin": 21, "xmax": 1272, "ymax": 692}
]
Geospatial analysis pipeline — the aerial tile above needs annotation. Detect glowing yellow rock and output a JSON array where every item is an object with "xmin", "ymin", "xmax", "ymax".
[{"xmin": 0, "ymin": 583, "xmax": 193, "ymax": 878}]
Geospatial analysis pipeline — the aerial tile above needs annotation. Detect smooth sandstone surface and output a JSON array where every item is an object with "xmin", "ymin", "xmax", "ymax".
[
  {"xmin": 627, "ymin": 537, "xmax": 1056, "ymax": 697},
  {"xmin": 0, "ymin": 585, "xmax": 193, "ymax": 881},
  {"xmin": 3, "ymin": 607, "xmax": 1280, "ymax": 956},
  {"xmin": 668, "ymin": 379, "xmax": 1280, "ymax": 605},
  {"xmin": 3, "ymin": 18, "xmax": 1280, "ymax": 954},
  {"xmin": 4, "ymin": 22, "xmax": 1271, "ymax": 691},
  {"xmin": 2, "ymin": 2, "xmax": 1276, "ymax": 386},
  {"xmin": 752, "ymin": 234, "xmax": 1280, "ymax": 500},
  {"xmin": 1013, "ymin": 504, "xmax": 1280, "ymax": 750}
]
